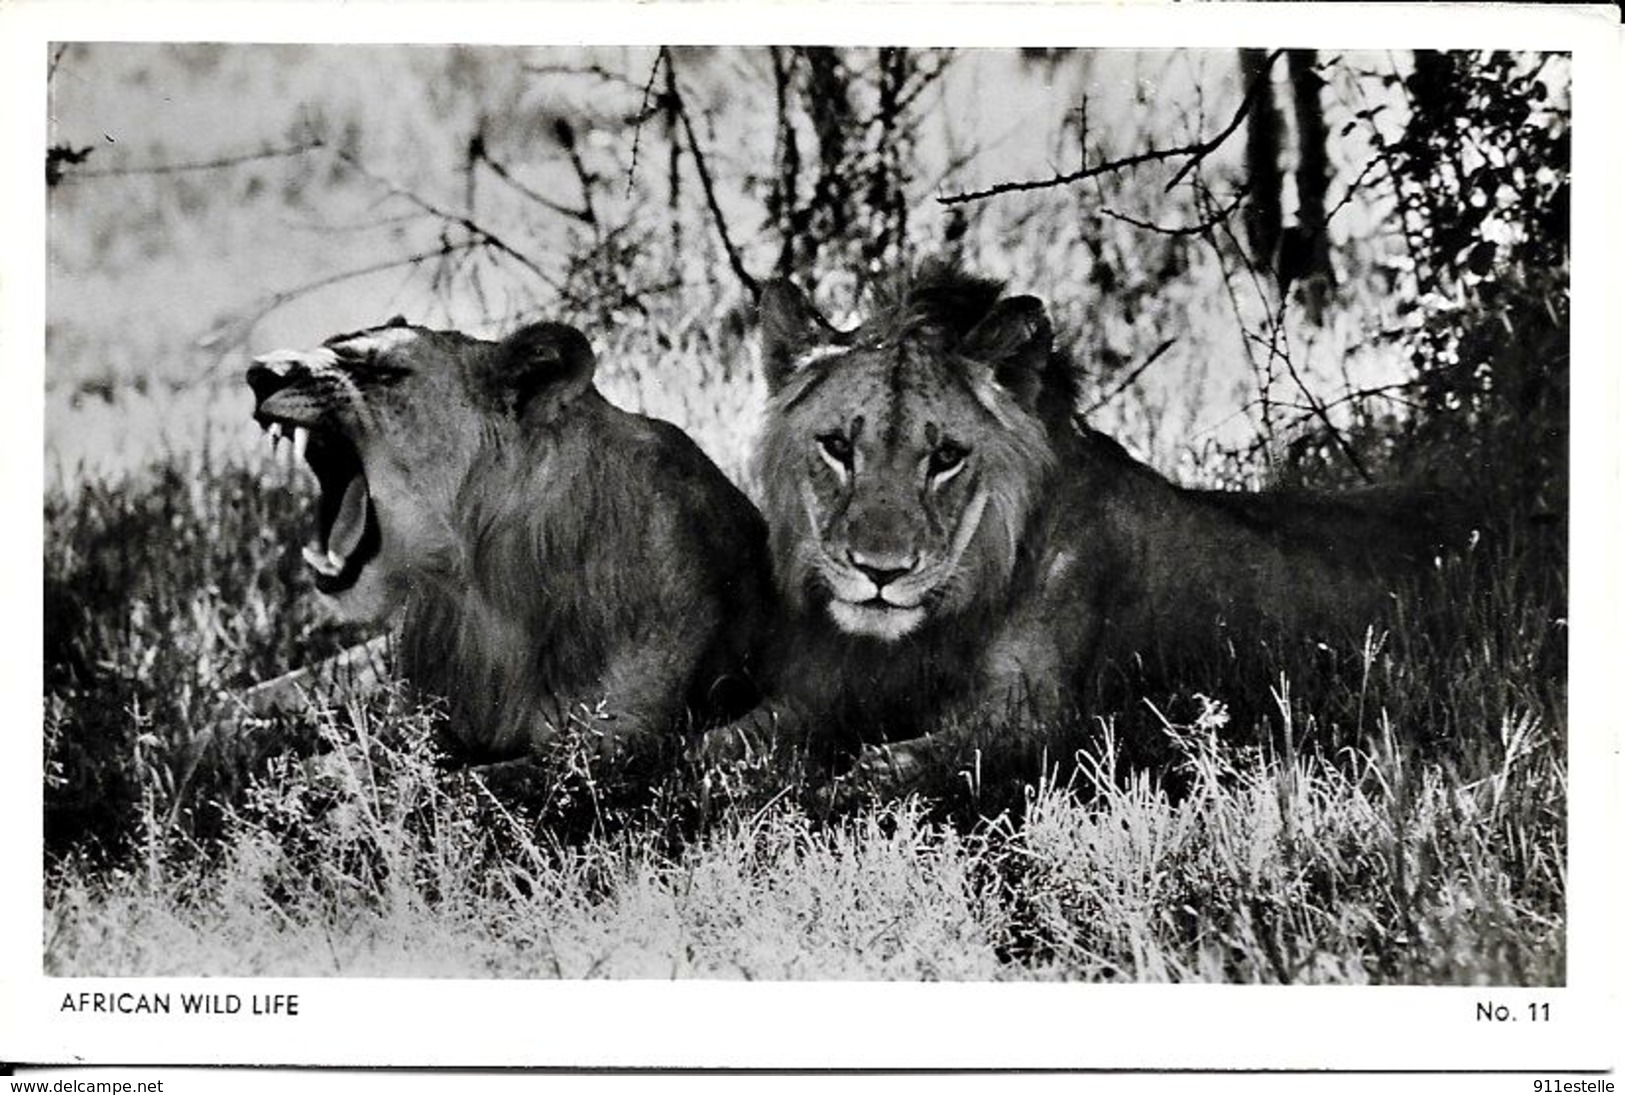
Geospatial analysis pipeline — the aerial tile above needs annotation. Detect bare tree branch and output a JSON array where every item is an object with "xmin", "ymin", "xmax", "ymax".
[
  {"xmin": 1317, "ymin": 153, "xmax": 1383, "ymax": 230},
  {"xmin": 72, "ymin": 141, "xmax": 324, "ymax": 179},
  {"xmin": 1317, "ymin": 380, "xmax": 1429, "ymax": 416},
  {"xmin": 626, "ymin": 50, "xmax": 667, "ymax": 198},
  {"xmin": 524, "ymin": 62, "xmax": 650, "ymax": 94},
  {"xmin": 1277, "ymin": 389, "xmax": 1429, "ymax": 420},
  {"xmin": 1095, "ymin": 186, "xmax": 1250, "ymax": 238},
  {"xmin": 661, "ymin": 48, "xmax": 760, "ymax": 301},
  {"xmin": 200, "ymin": 242, "xmax": 477, "ymax": 351},
  {"xmin": 1242, "ymin": 327, "xmax": 1372, "ymax": 482},
  {"xmin": 888, "ymin": 49, "xmax": 955, "ymax": 118},
  {"xmin": 552, "ymin": 120, "xmax": 601, "ymax": 231},
  {"xmin": 473, "ymin": 145, "xmax": 595, "ymax": 225},
  {"xmin": 1083, "ymin": 338, "xmax": 1177, "ymax": 417},
  {"xmin": 281, "ymin": 209, "xmax": 433, "ymax": 237},
  {"xmin": 1353, "ymin": 60, "xmax": 1429, "ymax": 292},
  {"xmin": 937, "ymin": 49, "xmax": 1285, "ymax": 207},
  {"xmin": 327, "ymin": 146, "xmax": 557, "ymax": 288},
  {"xmin": 1188, "ymin": 166, "xmax": 1371, "ymax": 483},
  {"xmin": 484, "ymin": 154, "xmax": 594, "ymax": 224},
  {"xmin": 1195, "ymin": 178, "xmax": 1280, "ymax": 458}
]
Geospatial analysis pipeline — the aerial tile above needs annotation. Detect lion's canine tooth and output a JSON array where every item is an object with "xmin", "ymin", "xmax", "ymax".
[
  {"xmin": 267, "ymin": 422, "xmax": 283, "ymax": 443},
  {"xmin": 302, "ymin": 545, "xmax": 346, "ymax": 576},
  {"xmin": 293, "ymin": 426, "xmax": 310, "ymax": 463}
]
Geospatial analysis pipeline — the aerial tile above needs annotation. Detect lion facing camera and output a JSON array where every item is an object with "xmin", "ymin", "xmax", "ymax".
[
  {"xmin": 245, "ymin": 316, "xmax": 771, "ymax": 766},
  {"xmin": 700, "ymin": 262, "xmax": 1471, "ymax": 789}
]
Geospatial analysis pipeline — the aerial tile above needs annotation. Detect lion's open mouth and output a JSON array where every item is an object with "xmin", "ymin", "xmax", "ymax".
[{"xmin": 258, "ymin": 419, "xmax": 380, "ymax": 594}]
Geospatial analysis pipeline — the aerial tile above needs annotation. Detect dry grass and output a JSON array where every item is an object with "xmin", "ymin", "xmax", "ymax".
[{"xmin": 43, "ymin": 442, "xmax": 1566, "ymax": 982}]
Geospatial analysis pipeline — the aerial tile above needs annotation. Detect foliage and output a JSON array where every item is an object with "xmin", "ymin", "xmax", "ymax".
[{"xmin": 1289, "ymin": 51, "xmax": 1569, "ymax": 511}]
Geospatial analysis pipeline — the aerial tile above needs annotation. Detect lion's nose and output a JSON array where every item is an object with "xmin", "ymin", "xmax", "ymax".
[{"xmin": 847, "ymin": 548, "xmax": 916, "ymax": 590}]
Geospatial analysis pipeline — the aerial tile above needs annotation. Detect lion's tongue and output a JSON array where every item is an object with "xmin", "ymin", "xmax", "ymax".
[
  {"xmin": 302, "ymin": 474, "xmax": 368, "ymax": 577},
  {"xmin": 328, "ymin": 474, "xmax": 369, "ymax": 560}
]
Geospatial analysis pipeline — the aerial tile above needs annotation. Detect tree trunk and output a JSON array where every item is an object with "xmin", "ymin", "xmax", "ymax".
[
  {"xmin": 1287, "ymin": 50, "xmax": 1333, "ymax": 322},
  {"xmin": 1238, "ymin": 48, "xmax": 1283, "ymax": 275}
]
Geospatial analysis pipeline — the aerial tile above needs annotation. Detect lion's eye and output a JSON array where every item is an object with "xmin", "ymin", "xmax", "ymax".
[
  {"xmin": 817, "ymin": 433, "xmax": 854, "ymax": 466},
  {"xmin": 928, "ymin": 442, "xmax": 969, "ymax": 480}
]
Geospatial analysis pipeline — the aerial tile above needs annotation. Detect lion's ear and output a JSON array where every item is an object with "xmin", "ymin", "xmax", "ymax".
[
  {"xmin": 492, "ymin": 322, "xmax": 596, "ymax": 421},
  {"xmin": 962, "ymin": 295, "xmax": 1052, "ymax": 409},
  {"xmin": 759, "ymin": 279, "xmax": 838, "ymax": 394}
]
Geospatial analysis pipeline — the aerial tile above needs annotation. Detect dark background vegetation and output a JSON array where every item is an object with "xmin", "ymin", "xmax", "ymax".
[{"xmin": 42, "ymin": 46, "xmax": 1568, "ymax": 981}]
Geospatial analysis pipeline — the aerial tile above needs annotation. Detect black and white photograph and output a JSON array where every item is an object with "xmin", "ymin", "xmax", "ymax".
[{"xmin": 5, "ymin": 0, "xmax": 1619, "ymax": 1076}]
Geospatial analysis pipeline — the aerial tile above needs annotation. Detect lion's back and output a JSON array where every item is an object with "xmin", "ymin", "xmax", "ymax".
[{"xmin": 1062, "ymin": 436, "xmax": 1478, "ymax": 673}]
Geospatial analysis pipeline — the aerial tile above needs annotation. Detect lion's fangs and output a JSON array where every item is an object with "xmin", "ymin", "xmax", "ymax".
[
  {"xmin": 260, "ymin": 420, "xmax": 356, "ymax": 577},
  {"xmin": 301, "ymin": 544, "xmax": 348, "ymax": 577},
  {"xmin": 261, "ymin": 422, "xmax": 310, "ymax": 467}
]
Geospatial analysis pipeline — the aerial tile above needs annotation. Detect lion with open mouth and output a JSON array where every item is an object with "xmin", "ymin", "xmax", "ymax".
[{"xmin": 246, "ymin": 316, "xmax": 770, "ymax": 769}]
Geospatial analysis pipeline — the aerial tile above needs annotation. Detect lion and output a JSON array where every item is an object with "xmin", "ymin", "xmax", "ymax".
[
  {"xmin": 244, "ymin": 316, "xmax": 771, "ymax": 771},
  {"xmin": 700, "ymin": 262, "xmax": 1467, "ymax": 789}
]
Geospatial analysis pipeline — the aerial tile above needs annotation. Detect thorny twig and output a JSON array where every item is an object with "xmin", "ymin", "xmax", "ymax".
[
  {"xmin": 67, "ymin": 141, "xmax": 325, "ymax": 179},
  {"xmin": 1194, "ymin": 178, "xmax": 1279, "ymax": 461},
  {"xmin": 472, "ymin": 143, "xmax": 595, "ymax": 225},
  {"xmin": 626, "ymin": 49, "xmax": 667, "ymax": 198},
  {"xmin": 327, "ymin": 144, "xmax": 557, "ymax": 287},
  {"xmin": 524, "ymin": 62, "xmax": 651, "ymax": 94},
  {"xmin": 1191, "ymin": 166, "xmax": 1374, "ymax": 483},
  {"xmin": 660, "ymin": 48, "xmax": 760, "ymax": 300},
  {"xmin": 1096, "ymin": 186, "xmax": 1250, "ymax": 238},
  {"xmin": 281, "ymin": 210, "xmax": 433, "ymax": 237},
  {"xmin": 1083, "ymin": 338, "xmax": 1177, "ymax": 417},
  {"xmin": 200, "ymin": 242, "xmax": 478, "ymax": 352},
  {"xmin": 1318, "ymin": 154, "xmax": 1384, "ymax": 231},
  {"xmin": 1242, "ymin": 326, "xmax": 1373, "ymax": 482},
  {"xmin": 551, "ymin": 121, "xmax": 601, "ymax": 232},
  {"xmin": 938, "ymin": 49, "xmax": 1285, "ymax": 206},
  {"xmin": 1320, "ymin": 381, "xmax": 1428, "ymax": 415}
]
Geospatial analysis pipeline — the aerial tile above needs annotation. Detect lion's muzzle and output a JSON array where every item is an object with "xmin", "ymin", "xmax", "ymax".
[{"xmin": 823, "ymin": 552, "xmax": 932, "ymax": 641}]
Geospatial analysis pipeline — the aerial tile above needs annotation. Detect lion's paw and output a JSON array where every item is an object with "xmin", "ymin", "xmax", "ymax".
[
  {"xmin": 457, "ymin": 757, "xmax": 546, "ymax": 801},
  {"xmin": 828, "ymin": 741, "xmax": 927, "ymax": 810}
]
